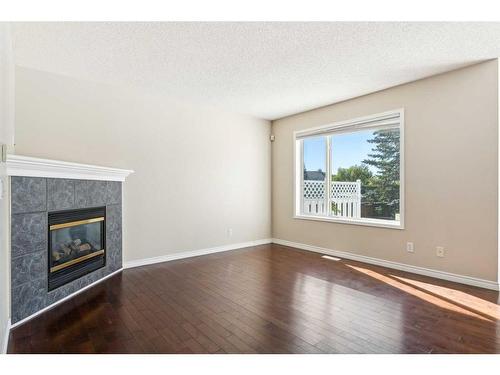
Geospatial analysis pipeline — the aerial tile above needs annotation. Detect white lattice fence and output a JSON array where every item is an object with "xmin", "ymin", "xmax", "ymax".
[
  {"xmin": 303, "ymin": 180, "xmax": 361, "ymax": 218},
  {"xmin": 330, "ymin": 180, "xmax": 361, "ymax": 218},
  {"xmin": 303, "ymin": 180, "xmax": 326, "ymax": 214}
]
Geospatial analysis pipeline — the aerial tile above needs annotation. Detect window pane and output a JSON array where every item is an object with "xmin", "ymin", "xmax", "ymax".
[
  {"xmin": 303, "ymin": 136, "xmax": 326, "ymax": 216},
  {"xmin": 330, "ymin": 128, "xmax": 400, "ymax": 221}
]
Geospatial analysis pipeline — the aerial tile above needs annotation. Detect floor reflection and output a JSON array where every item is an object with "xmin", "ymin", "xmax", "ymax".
[{"xmin": 7, "ymin": 245, "xmax": 500, "ymax": 353}]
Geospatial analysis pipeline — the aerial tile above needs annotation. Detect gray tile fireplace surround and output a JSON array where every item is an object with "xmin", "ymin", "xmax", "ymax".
[{"xmin": 10, "ymin": 176, "xmax": 123, "ymax": 324}]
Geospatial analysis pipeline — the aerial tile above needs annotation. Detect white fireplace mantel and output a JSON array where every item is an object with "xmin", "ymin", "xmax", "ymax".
[{"xmin": 6, "ymin": 154, "xmax": 134, "ymax": 182}]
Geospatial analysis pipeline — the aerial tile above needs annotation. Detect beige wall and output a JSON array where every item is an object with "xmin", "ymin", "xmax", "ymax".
[
  {"xmin": 272, "ymin": 60, "xmax": 499, "ymax": 281},
  {"xmin": 0, "ymin": 23, "xmax": 14, "ymax": 352},
  {"xmin": 11, "ymin": 60, "xmax": 500, "ymax": 285},
  {"xmin": 15, "ymin": 67, "xmax": 271, "ymax": 263}
]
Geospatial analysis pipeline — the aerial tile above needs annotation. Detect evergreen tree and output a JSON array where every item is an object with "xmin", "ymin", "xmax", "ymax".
[{"xmin": 362, "ymin": 129, "xmax": 400, "ymax": 216}]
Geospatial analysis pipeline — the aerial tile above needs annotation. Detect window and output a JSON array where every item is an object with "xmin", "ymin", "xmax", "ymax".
[{"xmin": 294, "ymin": 109, "xmax": 404, "ymax": 229}]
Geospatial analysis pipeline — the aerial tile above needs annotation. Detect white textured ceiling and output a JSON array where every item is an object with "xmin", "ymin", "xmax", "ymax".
[{"xmin": 12, "ymin": 22, "xmax": 500, "ymax": 120}]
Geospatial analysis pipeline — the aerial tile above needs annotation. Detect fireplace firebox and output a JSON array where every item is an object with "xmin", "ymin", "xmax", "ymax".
[{"xmin": 48, "ymin": 206, "xmax": 106, "ymax": 291}]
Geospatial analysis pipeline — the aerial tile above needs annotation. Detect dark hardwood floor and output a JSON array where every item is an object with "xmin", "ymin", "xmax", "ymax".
[{"xmin": 7, "ymin": 243, "xmax": 500, "ymax": 354}]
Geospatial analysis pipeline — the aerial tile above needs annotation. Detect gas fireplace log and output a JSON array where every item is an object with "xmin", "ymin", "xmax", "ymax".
[
  {"xmin": 78, "ymin": 243, "xmax": 92, "ymax": 252},
  {"xmin": 61, "ymin": 244, "xmax": 72, "ymax": 255},
  {"xmin": 69, "ymin": 239, "xmax": 82, "ymax": 251}
]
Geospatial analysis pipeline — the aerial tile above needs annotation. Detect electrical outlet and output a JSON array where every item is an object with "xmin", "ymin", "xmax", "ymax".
[
  {"xmin": 227, "ymin": 228, "xmax": 233, "ymax": 237},
  {"xmin": 406, "ymin": 242, "xmax": 414, "ymax": 253},
  {"xmin": 436, "ymin": 246, "xmax": 445, "ymax": 258}
]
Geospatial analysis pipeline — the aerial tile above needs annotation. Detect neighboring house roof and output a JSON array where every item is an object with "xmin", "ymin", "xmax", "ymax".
[{"xmin": 304, "ymin": 170, "xmax": 325, "ymax": 181}]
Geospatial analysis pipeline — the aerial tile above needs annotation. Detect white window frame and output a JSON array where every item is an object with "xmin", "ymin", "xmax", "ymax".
[{"xmin": 293, "ymin": 108, "xmax": 405, "ymax": 230}]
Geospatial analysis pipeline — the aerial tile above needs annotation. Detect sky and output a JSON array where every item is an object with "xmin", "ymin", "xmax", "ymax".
[{"xmin": 303, "ymin": 129, "xmax": 377, "ymax": 175}]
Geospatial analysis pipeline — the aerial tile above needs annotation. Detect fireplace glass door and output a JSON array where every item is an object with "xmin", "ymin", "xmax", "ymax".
[
  {"xmin": 50, "ymin": 218, "xmax": 104, "ymax": 272},
  {"xmin": 48, "ymin": 206, "xmax": 106, "ymax": 290}
]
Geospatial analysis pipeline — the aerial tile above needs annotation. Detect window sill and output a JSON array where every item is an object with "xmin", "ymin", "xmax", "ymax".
[{"xmin": 293, "ymin": 214, "xmax": 404, "ymax": 230}]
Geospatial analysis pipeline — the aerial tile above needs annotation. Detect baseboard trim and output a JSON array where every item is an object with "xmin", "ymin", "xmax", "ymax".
[
  {"xmin": 1, "ymin": 319, "xmax": 11, "ymax": 354},
  {"xmin": 124, "ymin": 238, "xmax": 273, "ymax": 269},
  {"xmin": 272, "ymin": 238, "xmax": 499, "ymax": 291},
  {"xmin": 11, "ymin": 268, "xmax": 124, "ymax": 329}
]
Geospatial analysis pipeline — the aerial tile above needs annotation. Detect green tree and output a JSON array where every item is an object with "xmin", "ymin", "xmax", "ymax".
[
  {"xmin": 332, "ymin": 165, "xmax": 372, "ymax": 185},
  {"xmin": 362, "ymin": 129, "xmax": 400, "ymax": 216}
]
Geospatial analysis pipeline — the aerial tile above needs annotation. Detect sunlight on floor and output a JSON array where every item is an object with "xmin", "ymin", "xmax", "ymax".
[
  {"xmin": 391, "ymin": 275, "xmax": 500, "ymax": 321},
  {"xmin": 345, "ymin": 264, "xmax": 500, "ymax": 322},
  {"xmin": 321, "ymin": 255, "xmax": 341, "ymax": 261}
]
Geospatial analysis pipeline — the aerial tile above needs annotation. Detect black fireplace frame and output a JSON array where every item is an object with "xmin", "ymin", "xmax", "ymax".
[{"xmin": 47, "ymin": 206, "xmax": 106, "ymax": 291}]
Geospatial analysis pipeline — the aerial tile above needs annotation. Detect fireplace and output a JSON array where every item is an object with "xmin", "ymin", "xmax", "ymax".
[{"xmin": 48, "ymin": 206, "xmax": 106, "ymax": 291}]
